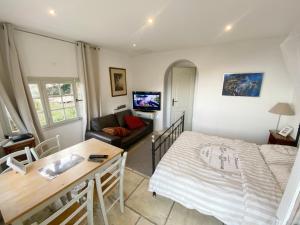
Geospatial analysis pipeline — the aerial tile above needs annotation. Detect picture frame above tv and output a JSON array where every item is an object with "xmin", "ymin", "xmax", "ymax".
[{"xmin": 132, "ymin": 91, "xmax": 161, "ymax": 111}]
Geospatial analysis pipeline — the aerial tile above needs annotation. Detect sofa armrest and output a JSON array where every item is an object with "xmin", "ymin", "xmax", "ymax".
[
  {"xmin": 85, "ymin": 131, "xmax": 121, "ymax": 147},
  {"xmin": 140, "ymin": 117, "xmax": 153, "ymax": 130}
]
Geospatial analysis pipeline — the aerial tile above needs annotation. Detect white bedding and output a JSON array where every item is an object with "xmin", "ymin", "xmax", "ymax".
[
  {"xmin": 149, "ymin": 131, "xmax": 282, "ymax": 225},
  {"xmin": 260, "ymin": 144, "xmax": 297, "ymax": 191}
]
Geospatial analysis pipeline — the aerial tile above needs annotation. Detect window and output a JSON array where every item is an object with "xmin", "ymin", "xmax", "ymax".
[
  {"xmin": 0, "ymin": 103, "xmax": 20, "ymax": 135},
  {"xmin": 4, "ymin": 107, "xmax": 20, "ymax": 133},
  {"xmin": 28, "ymin": 78, "xmax": 80, "ymax": 128},
  {"xmin": 29, "ymin": 83, "xmax": 47, "ymax": 127}
]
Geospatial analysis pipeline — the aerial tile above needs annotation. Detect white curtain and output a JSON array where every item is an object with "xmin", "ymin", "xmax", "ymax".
[
  {"xmin": 76, "ymin": 42, "xmax": 101, "ymax": 139},
  {"xmin": 0, "ymin": 23, "xmax": 44, "ymax": 142}
]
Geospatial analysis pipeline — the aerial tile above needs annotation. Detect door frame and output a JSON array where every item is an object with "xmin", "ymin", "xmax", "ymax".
[{"xmin": 163, "ymin": 59, "xmax": 198, "ymax": 130}]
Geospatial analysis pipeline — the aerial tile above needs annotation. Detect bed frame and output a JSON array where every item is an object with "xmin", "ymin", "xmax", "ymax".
[
  {"xmin": 151, "ymin": 119, "xmax": 300, "ymax": 174},
  {"xmin": 151, "ymin": 113, "xmax": 185, "ymax": 174}
]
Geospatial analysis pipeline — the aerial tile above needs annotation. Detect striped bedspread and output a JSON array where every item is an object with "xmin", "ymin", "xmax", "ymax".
[{"xmin": 149, "ymin": 131, "xmax": 282, "ymax": 225}]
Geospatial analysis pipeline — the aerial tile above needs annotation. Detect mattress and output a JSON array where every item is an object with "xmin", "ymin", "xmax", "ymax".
[{"xmin": 149, "ymin": 131, "xmax": 282, "ymax": 225}]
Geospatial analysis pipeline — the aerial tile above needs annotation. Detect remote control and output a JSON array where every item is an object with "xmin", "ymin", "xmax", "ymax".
[{"xmin": 89, "ymin": 154, "xmax": 108, "ymax": 159}]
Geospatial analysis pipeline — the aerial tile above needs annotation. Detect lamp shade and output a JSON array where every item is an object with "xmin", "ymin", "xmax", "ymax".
[{"xmin": 269, "ymin": 103, "xmax": 295, "ymax": 116}]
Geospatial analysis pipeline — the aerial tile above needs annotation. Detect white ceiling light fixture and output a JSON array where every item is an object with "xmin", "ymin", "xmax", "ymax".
[
  {"xmin": 48, "ymin": 9, "xmax": 56, "ymax": 16},
  {"xmin": 132, "ymin": 43, "xmax": 136, "ymax": 47},
  {"xmin": 225, "ymin": 24, "xmax": 233, "ymax": 32},
  {"xmin": 147, "ymin": 18, "xmax": 154, "ymax": 25}
]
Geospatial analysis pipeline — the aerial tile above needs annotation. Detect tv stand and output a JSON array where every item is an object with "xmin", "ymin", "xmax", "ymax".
[
  {"xmin": 138, "ymin": 110, "xmax": 155, "ymax": 113},
  {"xmin": 134, "ymin": 110, "xmax": 156, "ymax": 120}
]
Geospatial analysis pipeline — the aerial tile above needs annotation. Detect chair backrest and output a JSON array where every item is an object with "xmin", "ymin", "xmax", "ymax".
[
  {"xmin": 95, "ymin": 152, "xmax": 127, "ymax": 196},
  {"xmin": 31, "ymin": 135, "xmax": 60, "ymax": 160},
  {"xmin": 33, "ymin": 180, "xmax": 94, "ymax": 225},
  {"xmin": 0, "ymin": 147, "xmax": 32, "ymax": 174}
]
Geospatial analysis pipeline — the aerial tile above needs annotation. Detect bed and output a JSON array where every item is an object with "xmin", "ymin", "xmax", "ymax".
[{"xmin": 149, "ymin": 115, "xmax": 300, "ymax": 225}]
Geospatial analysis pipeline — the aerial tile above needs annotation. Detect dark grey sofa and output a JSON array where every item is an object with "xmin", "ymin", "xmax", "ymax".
[{"xmin": 85, "ymin": 109, "xmax": 153, "ymax": 149}]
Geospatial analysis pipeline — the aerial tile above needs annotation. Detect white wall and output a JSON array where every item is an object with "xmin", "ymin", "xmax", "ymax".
[
  {"xmin": 281, "ymin": 32, "xmax": 300, "ymax": 140},
  {"xmin": 13, "ymin": 30, "xmax": 295, "ymax": 146},
  {"xmin": 15, "ymin": 31, "xmax": 132, "ymax": 148},
  {"xmin": 288, "ymin": 86, "xmax": 300, "ymax": 139},
  {"xmin": 15, "ymin": 31, "xmax": 82, "ymax": 148},
  {"xmin": 99, "ymin": 48, "xmax": 132, "ymax": 115},
  {"xmin": 131, "ymin": 38, "xmax": 294, "ymax": 144}
]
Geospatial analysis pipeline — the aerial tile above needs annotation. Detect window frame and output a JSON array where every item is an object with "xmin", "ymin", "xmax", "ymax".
[
  {"xmin": 28, "ymin": 77, "xmax": 81, "ymax": 129},
  {"xmin": 0, "ymin": 100, "xmax": 21, "ymax": 135}
]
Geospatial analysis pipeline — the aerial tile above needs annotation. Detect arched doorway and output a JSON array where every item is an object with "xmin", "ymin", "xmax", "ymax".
[{"xmin": 163, "ymin": 59, "xmax": 197, "ymax": 131}]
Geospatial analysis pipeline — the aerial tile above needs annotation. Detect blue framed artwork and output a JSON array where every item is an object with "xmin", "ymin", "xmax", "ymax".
[{"xmin": 222, "ymin": 73, "xmax": 264, "ymax": 97}]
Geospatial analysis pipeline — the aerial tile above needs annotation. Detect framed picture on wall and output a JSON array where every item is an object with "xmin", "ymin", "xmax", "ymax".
[
  {"xmin": 222, "ymin": 72, "xmax": 264, "ymax": 97},
  {"xmin": 109, "ymin": 67, "xmax": 127, "ymax": 97}
]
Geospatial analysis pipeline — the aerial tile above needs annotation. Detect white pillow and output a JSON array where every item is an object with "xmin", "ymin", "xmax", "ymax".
[
  {"xmin": 260, "ymin": 144, "xmax": 297, "ymax": 164},
  {"xmin": 260, "ymin": 144, "xmax": 298, "ymax": 191}
]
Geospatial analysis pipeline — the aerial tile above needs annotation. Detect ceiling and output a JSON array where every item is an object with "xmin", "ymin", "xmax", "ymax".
[{"xmin": 0, "ymin": 0, "xmax": 299, "ymax": 54}]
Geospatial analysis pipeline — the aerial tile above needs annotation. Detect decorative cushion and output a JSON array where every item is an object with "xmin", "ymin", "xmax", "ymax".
[
  {"xmin": 115, "ymin": 110, "xmax": 133, "ymax": 127},
  {"xmin": 124, "ymin": 115, "xmax": 145, "ymax": 130},
  {"xmin": 102, "ymin": 127, "xmax": 131, "ymax": 137}
]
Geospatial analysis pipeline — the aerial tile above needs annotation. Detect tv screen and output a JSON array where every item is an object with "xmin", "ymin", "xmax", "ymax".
[{"xmin": 132, "ymin": 91, "xmax": 161, "ymax": 111}]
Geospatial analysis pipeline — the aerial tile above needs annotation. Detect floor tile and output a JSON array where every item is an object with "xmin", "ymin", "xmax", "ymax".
[
  {"xmin": 108, "ymin": 205, "xmax": 140, "ymax": 225},
  {"xmin": 136, "ymin": 217, "xmax": 155, "ymax": 225},
  {"xmin": 124, "ymin": 168, "xmax": 145, "ymax": 200},
  {"xmin": 94, "ymin": 205, "xmax": 140, "ymax": 225},
  {"xmin": 126, "ymin": 179, "xmax": 173, "ymax": 225},
  {"xmin": 165, "ymin": 203, "xmax": 222, "ymax": 225}
]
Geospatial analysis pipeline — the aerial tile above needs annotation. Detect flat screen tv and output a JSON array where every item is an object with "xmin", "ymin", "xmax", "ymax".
[{"xmin": 132, "ymin": 91, "xmax": 161, "ymax": 111}]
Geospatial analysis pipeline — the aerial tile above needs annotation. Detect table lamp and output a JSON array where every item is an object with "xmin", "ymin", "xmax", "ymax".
[{"xmin": 269, "ymin": 102, "xmax": 295, "ymax": 131}]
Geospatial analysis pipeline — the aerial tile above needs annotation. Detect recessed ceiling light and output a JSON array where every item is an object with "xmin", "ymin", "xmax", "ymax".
[
  {"xmin": 147, "ymin": 18, "xmax": 154, "ymax": 24},
  {"xmin": 132, "ymin": 43, "xmax": 137, "ymax": 47},
  {"xmin": 48, "ymin": 9, "xmax": 56, "ymax": 16},
  {"xmin": 225, "ymin": 24, "xmax": 232, "ymax": 32}
]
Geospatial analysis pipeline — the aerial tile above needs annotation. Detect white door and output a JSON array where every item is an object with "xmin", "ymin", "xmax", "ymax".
[{"xmin": 171, "ymin": 67, "xmax": 196, "ymax": 131}]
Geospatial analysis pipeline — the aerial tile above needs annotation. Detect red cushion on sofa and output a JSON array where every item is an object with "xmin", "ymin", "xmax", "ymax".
[
  {"xmin": 124, "ymin": 115, "xmax": 145, "ymax": 130},
  {"xmin": 102, "ymin": 127, "xmax": 131, "ymax": 137}
]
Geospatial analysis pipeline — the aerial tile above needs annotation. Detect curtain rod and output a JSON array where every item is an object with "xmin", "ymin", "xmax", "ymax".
[
  {"xmin": 15, "ymin": 28, "xmax": 76, "ymax": 45},
  {"xmin": 14, "ymin": 27, "xmax": 100, "ymax": 50}
]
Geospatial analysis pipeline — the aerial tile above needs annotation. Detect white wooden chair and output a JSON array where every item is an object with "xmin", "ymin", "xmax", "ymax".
[
  {"xmin": 0, "ymin": 147, "xmax": 32, "ymax": 174},
  {"xmin": 32, "ymin": 180, "xmax": 94, "ymax": 225},
  {"xmin": 95, "ymin": 152, "xmax": 127, "ymax": 225},
  {"xmin": 31, "ymin": 135, "xmax": 60, "ymax": 160}
]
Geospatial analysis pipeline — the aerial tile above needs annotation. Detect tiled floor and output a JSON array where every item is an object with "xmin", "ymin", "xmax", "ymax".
[
  {"xmin": 94, "ymin": 168, "xmax": 222, "ymax": 225},
  {"xmin": 1, "ymin": 168, "xmax": 222, "ymax": 225}
]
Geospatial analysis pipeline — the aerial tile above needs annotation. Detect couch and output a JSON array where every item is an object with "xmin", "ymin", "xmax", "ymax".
[{"xmin": 85, "ymin": 109, "xmax": 153, "ymax": 149}]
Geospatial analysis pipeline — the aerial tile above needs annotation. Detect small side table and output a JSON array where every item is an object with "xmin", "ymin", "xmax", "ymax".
[
  {"xmin": 268, "ymin": 130, "xmax": 295, "ymax": 146},
  {"xmin": 2, "ymin": 137, "xmax": 35, "ymax": 155}
]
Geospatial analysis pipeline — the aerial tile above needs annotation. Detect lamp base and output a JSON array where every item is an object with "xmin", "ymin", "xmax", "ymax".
[{"xmin": 275, "ymin": 115, "xmax": 281, "ymax": 131}]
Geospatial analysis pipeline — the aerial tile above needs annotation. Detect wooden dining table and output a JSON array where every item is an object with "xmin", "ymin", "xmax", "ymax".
[{"xmin": 0, "ymin": 138, "xmax": 123, "ymax": 225}]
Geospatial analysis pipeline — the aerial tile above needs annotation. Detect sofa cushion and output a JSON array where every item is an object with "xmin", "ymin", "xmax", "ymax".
[
  {"xmin": 85, "ymin": 131, "xmax": 121, "ymax": 147},
  {"xmin": 102, "ymin": 127, "xmax": 131, "ymax": 137},
  {"xmin": 115, "ymin": 109, "xmax": 132, "ymax": 127},
  {"xmin": 91, "ymin": 114, "xmax": 119, "ymax": 131},
  {"xmin": 124, "ymin": 115, "xmax": 145, "ymax": 130},
  {"xmin": 121, "ymin": 126, "xmax": 148, "ymax": 147}
]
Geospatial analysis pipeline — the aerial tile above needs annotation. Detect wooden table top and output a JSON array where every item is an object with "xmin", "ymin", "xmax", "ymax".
[{"xmin": 0, "ymin": 138, "xmax": 123, "ymax": 224}]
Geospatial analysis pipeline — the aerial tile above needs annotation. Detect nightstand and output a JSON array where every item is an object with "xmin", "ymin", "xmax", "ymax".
[{"xmin": 268, "ymin": 130, "xmax": 295, "ymax": 146}]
